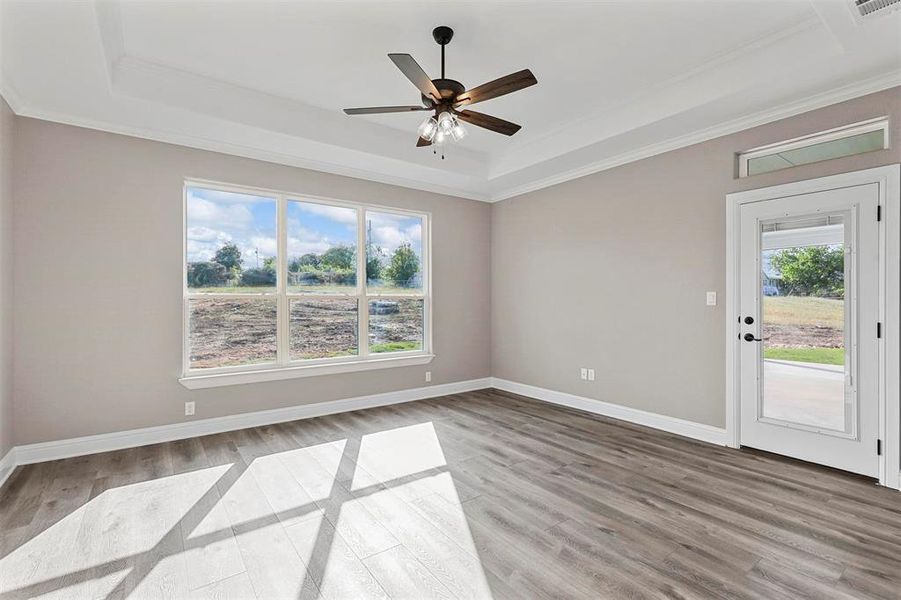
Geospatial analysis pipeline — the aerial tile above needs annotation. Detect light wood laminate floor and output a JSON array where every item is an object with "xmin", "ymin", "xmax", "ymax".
[{"xmin": 1, "ymin": 389, "xmax": 899, "ymax": 599}]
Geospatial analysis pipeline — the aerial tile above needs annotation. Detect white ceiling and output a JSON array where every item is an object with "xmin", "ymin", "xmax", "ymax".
[{"xmin": 1, "ymin": 1, "xmax": 899, "ymax": 201}]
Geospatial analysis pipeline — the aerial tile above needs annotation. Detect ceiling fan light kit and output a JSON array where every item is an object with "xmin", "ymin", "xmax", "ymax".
[
  {"xmin": 343, "ymin": 25, "xmax": 537, "ymax": 159},
  {"xmin": 417, "ymin": 116, "xmax": 438, "ymax": 141}
]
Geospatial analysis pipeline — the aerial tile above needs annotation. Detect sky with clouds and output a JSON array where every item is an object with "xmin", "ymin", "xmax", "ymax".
[{"xmin": 186, "ymin": 187, "xmax": 422, "ymax": 268}]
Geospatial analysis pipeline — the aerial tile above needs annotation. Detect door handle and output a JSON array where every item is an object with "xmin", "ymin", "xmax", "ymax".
[{"xmin": 743, "ymin": 333, "xmax": 763, "ymax": 342}]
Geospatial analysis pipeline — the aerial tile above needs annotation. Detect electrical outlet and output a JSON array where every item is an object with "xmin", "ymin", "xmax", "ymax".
[
  {"xmin": 706, "ymin": 291, "xmax": 717, "ymax": 306},
  {"xmin": 185, "ymin": 401, "xmax": 195, "ymax": 416},
  {"xmin": 425, "ymin": 371, "xmax": 432, "ymax": 383},
  {"xmin": 587, "ymin": 368, "xmax": 595, "ymax": 381},
  {"xmin": 580, "ymin": 368, "xmax": 588, "ymax": 380}
]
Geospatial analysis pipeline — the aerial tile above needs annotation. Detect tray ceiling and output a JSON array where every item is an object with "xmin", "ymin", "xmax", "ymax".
[{"xmin": 1, "ymin": 1, "xmax": 899, "ymax": 201}]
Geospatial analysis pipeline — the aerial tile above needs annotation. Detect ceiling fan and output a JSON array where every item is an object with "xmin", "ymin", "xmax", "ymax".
[{"xmin": 343, "ymin": 26, "xmax": 537, "ymax": 156}]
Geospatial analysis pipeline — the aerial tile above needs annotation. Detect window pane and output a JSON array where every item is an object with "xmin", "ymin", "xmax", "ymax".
[
  {"xmin": 746, "ymin": 128, "xmax": 885, "ymax": 176},
  {"xmin": 366, "ymin": 211, "xmax": 423, "ymax": 294},
  {"xmin": 760, "ymin": 220, "xmax": 848, "ymax": 432},
  {"xmin": 290, "ymin": 298, "xmax": 358, "ymax": 360},
  {"xmin": 186, "ymin": 187, "xmax": 277, "ymax": 293},
  {"xmin": 188, "ymin": 297, "xmax": 277, "ymax": 368},
  {"xmin": 287, "ymin": 201, "xmax": 358, "ymax": 294},
  {"xmin": 368, "ymin": 299, "xmax": 423, "ymax": 353}
]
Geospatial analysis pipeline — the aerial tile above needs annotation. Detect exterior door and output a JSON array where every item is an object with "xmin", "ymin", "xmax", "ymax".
[{"xmin": 739, "ymin": 183, "xmax": 879, "ymax": 477}]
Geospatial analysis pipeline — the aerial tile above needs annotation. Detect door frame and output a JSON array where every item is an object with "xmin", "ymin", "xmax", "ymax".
[{"xmin": 725, "ymin": 164, "xmax": 900, "ymax": 490}]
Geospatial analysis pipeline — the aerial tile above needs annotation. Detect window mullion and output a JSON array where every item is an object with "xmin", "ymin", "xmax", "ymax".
[
  {"xmin": 424, "ymin": 214, "xmax": 431, "ymax": 354},
  {"xmin": 182, "ymin": 183, "xmax": 190, "ymax": 376},
  {"xmin": 358, "ymin": 208, "xmax": 369, "ymax": 359},
  {"xmin": 276, "ymin": 195, "xmax": 289, "ymax": 365}
]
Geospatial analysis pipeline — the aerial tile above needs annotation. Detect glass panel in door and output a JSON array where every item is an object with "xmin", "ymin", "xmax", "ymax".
[{"xmin": 758, "ymin": 214, "xmax": 851, "ymax": 434}]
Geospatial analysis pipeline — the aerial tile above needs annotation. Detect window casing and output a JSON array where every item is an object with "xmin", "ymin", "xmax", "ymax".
[{"xmin": 181, "ymin": 180, "xmax": 431, "ymax": 388}]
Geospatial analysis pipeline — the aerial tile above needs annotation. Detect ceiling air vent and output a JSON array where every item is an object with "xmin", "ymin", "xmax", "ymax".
[{"xmin": 854, "ymin": 0, "xmax": 901, "ymax": 17}]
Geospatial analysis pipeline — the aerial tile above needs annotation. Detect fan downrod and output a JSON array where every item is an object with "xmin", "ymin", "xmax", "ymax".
[{"xmin": 433, "ymin": 26, "xmax": 453, "ymax": 80}]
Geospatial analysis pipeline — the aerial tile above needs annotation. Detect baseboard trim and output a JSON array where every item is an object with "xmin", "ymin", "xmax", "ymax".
[
  {"xmin": 490, "ymin": 378, "xmax": 729, "ymax": 446},
  {"xmin": 4, "ymin": 378, "xmax": 894, "ymax": 491},
  {"xmin": 11, "ymin": 378, "xmax": 492, "ymax": 469},
  {"xmin": 0, "ymin": 447, "xmax": 16, "ymax": 489}
]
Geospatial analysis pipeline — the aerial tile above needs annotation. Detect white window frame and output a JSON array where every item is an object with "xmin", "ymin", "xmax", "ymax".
[
  {"xmin": 737, "ymin": 117, "xmax": 889, "ymax": 178},
  {"xmin": 180, "ymin": 178, "xmax": 433, "ymax": 389}
]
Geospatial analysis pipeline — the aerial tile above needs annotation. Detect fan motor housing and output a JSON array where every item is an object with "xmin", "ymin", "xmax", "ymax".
[{"xmin": 431, "ymin": 78, "xmax": 465, "ymax": 102}]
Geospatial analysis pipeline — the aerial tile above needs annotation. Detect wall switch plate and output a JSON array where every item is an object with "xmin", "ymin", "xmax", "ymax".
[
  {"xmin": 706, "ymin": 291, "xmax": 717, "ymax": 306},
  {"xmin": 425, "ymin": 371, "xmax": 432, "ymax": 383},
  {"xmin": 185, "ymin": 401, "xmax": 195, "ymax": 416},
  {"xmin": 587, "ymin": 368, "xmax": 595, "ymax": 381},
  {"xmin": 580, "ymin": 368, "xmax": 588, "ymax": 380}
]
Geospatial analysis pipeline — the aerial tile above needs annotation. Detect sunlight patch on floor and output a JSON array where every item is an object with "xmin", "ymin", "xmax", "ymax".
[
  {"xmin": 0, "ymin": 464, "xmax": 231, "ymax": 599},
  {"xmin": 349, "ymin": 422, "xmax": 493, "ymax": 599},
  {"xmin": 1, "ymin": 502, "xmax": 91, "ymax": 597},
  {"xmin": 1, "ymin": 423, "xmax": 496, "ymax": 599},
  {"xmin": 276, "ymin": 438, "xmax": 347, "ymax": 500},
  {"xmin": 352, "ymin": 422, "xmax": 448, "ymax": 490}
]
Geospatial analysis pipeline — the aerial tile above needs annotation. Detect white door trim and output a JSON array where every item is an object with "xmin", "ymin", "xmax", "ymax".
[{"xmin": 725, "ymin": 164, "xmax": 900, "ymax": 490}]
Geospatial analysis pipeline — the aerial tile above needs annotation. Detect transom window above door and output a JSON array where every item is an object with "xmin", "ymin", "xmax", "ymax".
[
  {"xmin": 737, "ymin": 117, "xmax": 889, "ymax": 178},
  {"xmin": 181, "ymin": 181, "xmax": 432, "ymax": 388}
]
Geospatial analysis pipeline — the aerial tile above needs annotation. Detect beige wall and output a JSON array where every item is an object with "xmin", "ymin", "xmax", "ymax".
[
  {"xmin": 491, "ymin": 87, "xmax": 901, "ymax": 428},
  {"xmin": 12, "ymin": 118, "xmax": 491, "ymax": 445},
  {"xmin": 7, "ymin": 87, "xmax": 900, "ymax": 447},
  {"xmin": 0, "ymin": 97, "xmax": 13, "ymax": 457}
]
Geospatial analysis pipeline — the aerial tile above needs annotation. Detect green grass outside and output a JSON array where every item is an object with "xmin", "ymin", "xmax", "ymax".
[
  {"xmin": 294, "ymin": 342, "xmax": 421, "ymax": 357},
  {"xmin": 370, "ymin": 341, "xmax": 421, "ymax": 354},
  {"xmin": 292, "ymin": 349, "xmax": 357, "ymax": 361},
  {"xmin": 364, "ymin": 284, "xmax": 424, "ymax": 296},
  {"xmin": 763, "ymin": 347, "xmax": 844, "ymax": 365}
]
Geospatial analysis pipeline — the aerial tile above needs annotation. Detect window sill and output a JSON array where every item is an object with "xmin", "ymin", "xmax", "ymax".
[{"xmin": 179, "ymin": 353, "xmax": 435, "ymax": 389}]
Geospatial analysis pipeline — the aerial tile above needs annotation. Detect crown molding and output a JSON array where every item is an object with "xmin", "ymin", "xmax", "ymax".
[
  {"xmin": 93, "ymin": 0, "xmax": 491, "ymax": 177},
  {"xmin": 488, "ymin": 13, "xmax": 840, "ymax": 180},
  {"xmin": 93, "ymin": 0, "xmax": 125, "ymax": 86},
  {"xmin": 3, "ymin": 35, "xmax": 897, "ymax": 206},
  {"xmin": 110, "ymin": 54, "xmax": 490, "ymax": 171},
  {"xmin": 5, "ymin": 67, "xmax": 897, "ymax": 205},
  {"xmin": 488, "ymin": 69, "xmax": 901, "ymax": 202},
  {"xmin": 10, "ymin": 102, "xmax": 490, "ymax": 202},
  {"xmin": 0, "ymin": 71, "xmax": 26, "ymax": 114},
  {"xmin": 491, "ymin": 14, "xmax": 827, "ymax": 178},
  {"xmin": 7, "ymin": 68, "xmax": 897, "ymax": 205},
  {"xmin": 1, "ymin": 59, "xmax": 489, "ymax": 202}
]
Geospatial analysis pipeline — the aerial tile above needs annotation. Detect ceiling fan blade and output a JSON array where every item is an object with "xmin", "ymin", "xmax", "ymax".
[
  {"xmin": 416, "ymin": 136, "xmax": 432, "ymax": 147},
  {"xmin": 344, "ymin": 105, "xmax": 431, "ymax": 115},
  {"xmin": 455, "ymin": 110, "xmax": 522, "ymax": 136},
  {"xmin": 388, "ymin": 54, "xmax": 442, "ymax": 102},
  {"xmin": 453, "ymin": 69, "xmax": 537, "ymax": 107}
]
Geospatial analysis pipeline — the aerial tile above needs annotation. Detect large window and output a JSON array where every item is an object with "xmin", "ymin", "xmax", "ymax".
[{"xmin": 183, "ymin": 182, "xmax": 430, "ymax": 386}]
